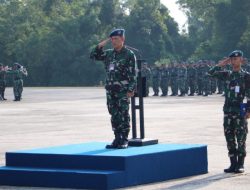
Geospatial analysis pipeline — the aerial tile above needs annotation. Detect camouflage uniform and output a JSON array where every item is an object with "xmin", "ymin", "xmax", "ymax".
[
  {"xmin": 177, "ymin": 64, "xmax": 187, "ymax": 96},
  {"xmin": 170, "ymin": 65, "xmax": 178, "ymax": 96},
  {"xmin": 196, "ymin": 64, "xmax": 204, "ymax": 95},
  {"xmin": 7, "ymin": 66, "xmax": 27, "ymax": 101},
  {"xmin": 141, "ymin": 64, "xmax": 151, "ymax": 96},
  {"xmin": 208, "ymin": 65, "xmax": 250, "ymax": 172},
  {"xmin": 187, "ymin": 65, "xmax": 197, "ymax": 96},
  {"xmin": 202, "ymin": 63, "xmax": 211, "ymax": 96},
  {"xmin": 151, "ymin": 66, "xmax": 161, "ymax": 96},
  {"xmin": 160, "ymin": 65, "xmax": 169, "ymax": 96},
  {"xmin": 0, "ymin": 66, "xmax": 7, "ymax": 100},
  {"xmin": 90, "ymin": 45, "xmax": 136, "ymax": 147}
]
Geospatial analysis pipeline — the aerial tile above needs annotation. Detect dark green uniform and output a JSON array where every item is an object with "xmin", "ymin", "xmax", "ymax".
[
  {"xmin": 7, "ymin": 67, "xmax": 27, "ymax": 101},
  {"xmin": 160, "ymin": 66, "xmax": 169, "ymax": 96},
  {"xmin": 151, "ymin": 66, "xmax": 160, "ymax": 96},
  {"xmin": 0, "ymin": 68, "xmax": 7, "ymax": 100},
  {"xmin": 170, "ymin": 65, "xmax": 178, "ymax": 96},
  {"xmin": 196, "ymin": 64, "xmax": 204, "ymax": 95},
  {"xmin": 187, "ymin": 65, "xmax": 197, "ymax": 96},
  {"xmin": 208, "ymin": 65, "xmax": 250, "ymax": 172},
  {"xmin": 177, "ymin": 65, "xmax": 187, "ymax": 96},
  {"xmin": 90, "ymin": 45, "xmax": 136, "ymax": 147},
  {"xmin": 141, "ymin": 64, "xmax": 151, "ymax": 96}
]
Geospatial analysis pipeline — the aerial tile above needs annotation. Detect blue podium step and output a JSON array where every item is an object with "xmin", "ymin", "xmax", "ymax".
[
  {"xmin": 0, "ymin": 142, "xmax": 208, "ymax": 189},
  {"xmin": 0, "ymin": 166, "xmax": 125, "ymax": 189}
]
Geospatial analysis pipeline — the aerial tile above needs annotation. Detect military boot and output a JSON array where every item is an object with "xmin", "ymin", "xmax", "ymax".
[
  {"xmin": 235, "ymin": 156, "xmax": 245, "ymax": 173},
  {"xmin": 117, "ymin": 131, "xmax": 129, "ymax": 149},
  {"xmin": 106, "ymin": 131, "xmax": 120, "ymax": 149},
  {"xmin": 224, "ymin": 155, "xmax": 237, "ymax": 173}
]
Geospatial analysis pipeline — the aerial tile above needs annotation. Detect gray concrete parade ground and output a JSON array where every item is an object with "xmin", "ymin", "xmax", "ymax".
[{"xmin": 0, "ymin": 87, "xmax": 249, "ymax": 190}]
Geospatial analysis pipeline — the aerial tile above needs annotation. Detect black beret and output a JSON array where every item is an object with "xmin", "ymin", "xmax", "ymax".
[
  {"xmin": 229, "ymin": 50, "xmax": 243, "ymax": 57},
  {"xmin": 14, "ymin": 62, "xmax": 21, "ymax": 69},
  {"xmin": 109, "ymin": 29, "xmax": 125, "ymax": 37}
]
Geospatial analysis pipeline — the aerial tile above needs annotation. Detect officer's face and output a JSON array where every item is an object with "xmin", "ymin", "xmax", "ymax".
[
  {"xmin": 110, "ymin": 36, "xmax": 124, "ymax": 50},
  {"xmin": 230, "ymin": 57, "xmax": 242, "ymax": 68}
]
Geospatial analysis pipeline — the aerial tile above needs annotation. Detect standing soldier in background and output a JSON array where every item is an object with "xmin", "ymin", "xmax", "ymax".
[
  {"xmin": 209, "ymin": 61, "xmax": 217, "ymax": 94},
  {"xmin": 170, "ymin": 62, "xmax": 178, "ymax": 96},
  {"xmin": 151, "ymin": 64, "xmax": 161, "ymax": 96},
  {"xmin": 177, "ymin": 62, "xmax": 187, "ymax": 96},
  {"xmin": 90, "ymin": 29, "xmax": 136, "ymax": 149},
  {"xmin": 0, "ymin": 63, "xmax": 8, "ymax": 101},
  {"xmin": 7, "ymin": 63, "xmax": 28, "ymax": 101},
  {"xmin": 160, "ymin": 63, "xmax": 169, "ymax": 96},
  {"xmin": 187, "ymin": 62, "xmax": 197, "ymax": 96},
  {"xmin": 196, "ymin": 61, "xmax": 204, "ymax": 95},
  {"xmin": 202, "ymin": 61, "xmax": 211, "ymax": 96},
  {"xmin": 141, "ymin": 62, "xmax": 151, "ymax": 97},
  {"xmin": 208, "ymin": 50, "xmax": 250, "ymax": 173}
]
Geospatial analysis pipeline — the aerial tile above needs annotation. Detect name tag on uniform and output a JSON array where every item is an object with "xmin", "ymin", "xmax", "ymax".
[
  {"xmin": 109, "ymin": 64, "xmax": 115, "ymax": 71},
  {"xmin": 235, "ymin": 86, "xmax": 240, "ymax": 93}
]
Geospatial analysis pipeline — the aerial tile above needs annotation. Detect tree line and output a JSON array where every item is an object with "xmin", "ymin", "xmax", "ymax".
[{"xmin": 0, "ymin": 0, "xmax": 249, "ymax": 86}]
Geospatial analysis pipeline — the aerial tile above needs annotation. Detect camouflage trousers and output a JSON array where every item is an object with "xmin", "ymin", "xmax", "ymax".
[
  {"xmin": 178, "ymin": 78, "xmax": 186, "ymax": 94},
  {"xmin": 170, "ymin": 78, "xmax": 178, "ymax": 95},
  {"xmin": 106, "ymin": 90, "xmax": 130, "ymax": 134},
  {"xmin": 152, "ymin": 77, "xmax": 160, "ymax": 95},
  {"xmin": 223, "ymin": 113, "xmax": 248, "ymax": 157},
  {"xmin": 160, "ymin": 78, "xmax": 168, "ymax": 95},
  {"xmin": 13, "ymin": 79, "xmax": 23, "ymax": 98},
  {"xmin": 188, "ymin": 78, "xmax": 196, "ymax": 94},
  {"xmin": 0, "ymin": 80, "xmax": 5, "ymax": 99}
]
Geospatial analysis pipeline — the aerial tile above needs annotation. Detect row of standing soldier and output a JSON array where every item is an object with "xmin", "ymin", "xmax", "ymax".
[
  {"xmin": 0, "ymin": 63, "xmax": 28, "ymax": 101},
  {"xmin": 141, "ymin": 60, "xmax": 250, "ymax": 97}
]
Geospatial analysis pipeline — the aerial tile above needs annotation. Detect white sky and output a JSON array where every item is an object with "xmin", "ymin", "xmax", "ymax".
[{"xmin": 160, "ymin": 0, "xmax": 188, "ymax": 32}]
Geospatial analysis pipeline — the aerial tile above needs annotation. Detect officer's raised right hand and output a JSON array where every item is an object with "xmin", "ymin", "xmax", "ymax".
[
  {"xmin": 217, "ymin": 57, "xmax": 230, "ymax": 67},
  {"xmin": 98, "ymin": 38, "xmax": 110, "ymax": 49}
]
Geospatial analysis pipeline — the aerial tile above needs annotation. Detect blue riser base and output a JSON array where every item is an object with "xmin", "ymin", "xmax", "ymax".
[
  {"xmin": 0, "ymin": 142, "xmax": 208, "ymax": 189},
  {"xmin": 0, "ymin": 167, "xmax": 125, "ymax": 190}
]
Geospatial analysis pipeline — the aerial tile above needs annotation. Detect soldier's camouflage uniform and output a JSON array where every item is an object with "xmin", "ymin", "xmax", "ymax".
[
  {"xmin": 0, "ymin": 70, "xmax": 7, "ymax": 100},
  {"xmin": 141, "ymin": 65, "xmax": 151, "ymax": 96},
  {"xmin": 170, "ymin": 66, "xmax": 178, "ymax": 96},
  {"xmin": 151, "ymin": 67, "xmax": 161, "ymax": 96},
  {"xmin": 160, "ymin": 67, "xmax": 169, "ymax": 96},
  {"xmin": 90, "ymin": 45, "xmax": 136, "ymax": 141},
  {"xmin": 187, "ymin": 65, "xmax": 197, "ymax": 95},
  {"xmin": 177, "ymin": 65, "xmax": 187, "ymax": 96},
  {"xmin": 208, "ymin": 66, "xmax": 250, "ymax": 160},
  {"xmin": 7, "ymin": 69, "xmax": 26, "ymax": 101}
]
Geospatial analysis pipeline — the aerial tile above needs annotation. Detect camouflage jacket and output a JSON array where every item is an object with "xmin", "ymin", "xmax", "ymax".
[
  {"xmin": 187, "ymin": 67, "xmax": 197, "ymax": 79},
  {"xmin": 0, "ymin": 70, "xmax": 6, "ymax": 82},
  {"xmin": 7, "ymin": 70, "xmax": 25, "ymax": 81},
  {"xmin": 141, "ymin": 67, "xmax": 151, "ymax": 79},
  {"xmin": 90, "ymin": 46, "xmax": 136, "ymax": 93},
  {"xmin": 160, "ymin": 68, "xmax": 169, "ymax": 79},
  {"xmin": 177, "ymin": 67, "xmax": 187, "ymax": 79},
  {"xmin": 208, "ymin": 66, "xmax": 250, "ymax": 113},
  {"xmin": 151, "ymin": 67, "xmax": 160, "ymax": 79}
]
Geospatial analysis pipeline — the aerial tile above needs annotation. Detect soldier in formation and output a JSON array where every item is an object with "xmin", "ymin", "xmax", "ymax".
[{"xmin": 0, "ymin": 62, "xmax": 28, "ymax": 101}]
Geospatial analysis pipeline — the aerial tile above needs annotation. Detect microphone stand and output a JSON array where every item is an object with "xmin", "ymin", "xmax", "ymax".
[{"xmin": 126, "ymin": 45, "xmax": 158, "ymax": 146}]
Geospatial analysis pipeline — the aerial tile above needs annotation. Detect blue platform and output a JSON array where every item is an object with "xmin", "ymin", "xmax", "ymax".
[{"xmin": 0, "ymin": 142, "xmax": 208, "ymax": 189}]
